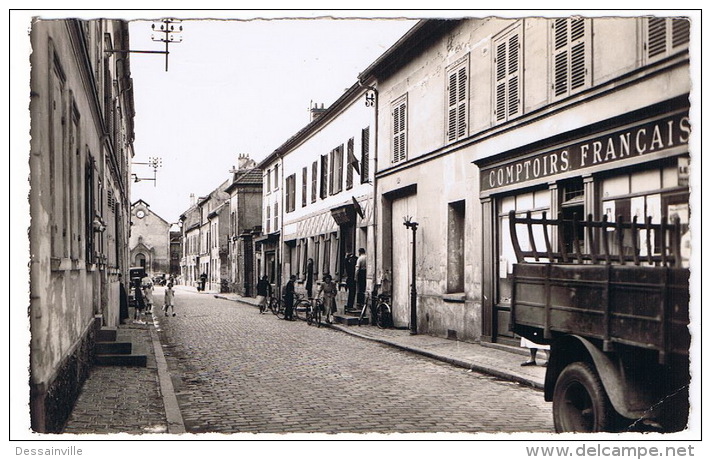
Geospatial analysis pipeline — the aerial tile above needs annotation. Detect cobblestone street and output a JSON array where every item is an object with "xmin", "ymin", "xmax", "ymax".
[{"xmin": 154, "ymin": 288, "xmax": 553, "ymax": 434}]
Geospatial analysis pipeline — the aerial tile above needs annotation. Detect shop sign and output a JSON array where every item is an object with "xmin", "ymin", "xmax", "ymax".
[{"xmin": 481, "ymin": 112, "xmax": 690, "ymax": 191}]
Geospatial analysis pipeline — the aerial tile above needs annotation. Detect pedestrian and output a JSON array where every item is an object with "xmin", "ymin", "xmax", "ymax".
[
  {"xmin": 305, "ymin": 258, "xmax": 314, "ymax": 298},
  {"xmin": 133, "ymin": 278, "xmax": 146, "ymax": 324},
  {"xmin": 256, "ymin": 275, "xmax": 271, "ymax": 313},
  {"xmin": 118, "ymin": 274, "xmax": 129, "ymax": 324},
  {"xmin": 199, "ymin": 272, "xmax": 208, "ymax": 292},
  {"xmin": 141, "ymin": 273, "xmax": 154, "ymax": 314},
  {"xmin": 520, "ymin": 337, "xmax": 550, "ymax": 366},
  {"xmin": 163, "ymin": 283, "xmax": 176, "ymax": 316},
  {"xmin": 344, "ymin": 252, "xmax": 358, "ymax": 311},
  {"xmin": 317, "ymin": 274, "xmax": 338, "ymax": 324},
  {"xmin": 355, "ymin": 247, "xmax": 367, "ymax": 310},
  {"xmin": 284, "ymin": 275, "xmax": 296, "ymax": 321}
]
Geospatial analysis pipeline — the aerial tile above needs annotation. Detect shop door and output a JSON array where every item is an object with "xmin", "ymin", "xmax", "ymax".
[{"xmin": 391, "ymin": 195, "xmax": 417, "ymax": 328}]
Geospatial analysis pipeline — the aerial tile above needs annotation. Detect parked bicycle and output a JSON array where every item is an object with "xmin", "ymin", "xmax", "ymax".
[
  {"xmin": 304, "ymin": 297, "xmax": 324, "ymax": 327},
  {"xmin": 275, "ymin": 293, "xmax": 306, "ymax": 321},
  {"xmin": 358, "ymin": 289, "xmax": 392, "ymax": 329}
]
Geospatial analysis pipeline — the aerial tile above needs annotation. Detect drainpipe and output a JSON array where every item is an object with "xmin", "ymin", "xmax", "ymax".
[{"xmin": 358, "ymin": 80, "xmax": 379, "ymax": 296}]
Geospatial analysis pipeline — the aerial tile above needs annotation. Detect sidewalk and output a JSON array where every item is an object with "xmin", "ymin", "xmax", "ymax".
[{"xmin": 213, "ymin": 289, "xmax": 547, "ymax": 390}]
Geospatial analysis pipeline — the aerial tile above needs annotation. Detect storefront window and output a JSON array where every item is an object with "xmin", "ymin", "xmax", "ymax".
[
  {"xmin": 497, "ymin": 189, "xmax": 550, "ymax": 304},
  {"xmin": 601, "ymin": 163, "xmax": 688, "ymax": 266}
]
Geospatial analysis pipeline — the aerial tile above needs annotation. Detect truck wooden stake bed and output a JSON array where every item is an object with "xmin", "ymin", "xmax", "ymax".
[{"xmin": 508, "ymin": 210, "xmax": 690, "ymax": 432}]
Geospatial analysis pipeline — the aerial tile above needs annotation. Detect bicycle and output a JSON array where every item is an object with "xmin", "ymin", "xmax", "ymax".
[
  {"xmin": 305, "ymin": 297, "xmax": 324, "ymax": 327},
  {"xmin": 259, "ymin": 294, "xmax": 279, "ymax": 315},
  {"xmin": 277, "ymin": 293, "xmax": 306, "ymax": 321},
  {"xmin": 358, "ymin": 290, "xmax": 392, "ymax": 328},
  {"xmin": 373, "ymin": 293, "xmax": 392, "ymax": 329}
]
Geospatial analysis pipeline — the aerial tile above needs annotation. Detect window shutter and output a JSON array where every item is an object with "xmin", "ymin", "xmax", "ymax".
[
  {"xmin": 393, "ymin": 100, "xmax": 407, "ymax": 163},
  {"xmin": 447, "ymin": 60, "xmax": 468, "ymax": 141},
  {"xmin": 328, "ymin": 149, "xmax": 335, "ymax": 195},
  {"xmin": 495, "ymin": 41, "xmax": 507, "ymax": 122},
  {"xmin": 448, "ymin": 72, "xmax": 457, "ymax": 141},
  {"xmin": 456, "ymin": 66, "xmax": 467, "ymax": 138},
  {"xmin": 302, "ymin": 167, "xmax": 307, "ymax": 207},
  {"xmin": 494, "ymin": 27, "xmax": 521, "ymax": 123},
  {"xmin": 647, "ymin": 17, "xmax": 690, "ymax": 61},
  {"xmin": 361, "ymin": 127, "xmax": 370, "ymax": 183},
  {"xmin": 507, "ymin": 33, "xmax": 520, "ymax": 118},
  {"xmin": 553, "ymin": 18, "xmax": 569, "ymax": 97},
  {"xmin": 647, "ymin": 17, "xmax": 667, "ymax": 59},
  {"xmin": 552, "ymin": 18, "xmax": 589, "ymax": 98},
  {"xmin": 346, "ymin": 138, "xmax": 354, "ymax": 190},
  {"xmin": 320, "ymin": 154, "xmax": 328, "ymax": 199},
  {"xmin": 311, "ymin": 161, "xmax": 317, "ymax": 203}
]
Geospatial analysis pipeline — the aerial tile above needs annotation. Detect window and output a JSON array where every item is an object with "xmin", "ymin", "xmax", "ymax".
[
  {"xmin": 601, "ymin": 165, "xmax": 689, "ymax": 265},
  {"xmin": 498, "ymin": 189, "xmax": 551, "ymax": 304},
  {"xmin": 346, "ymin": 138, "xmax": 355, "ymax": 190},
  {"xmin": 274, "ymin": 164, "xmax": 280, "ymax": 190},
  {"xmin": 551, "ymin": 17, "xmax": 591, "ymax": 99},
  {"xmin": 494, "ymin": 25, "xmax": 521, "ymax": 123},
  {"xmin": 447, "ymin": 201, "xmax": 465, "ymax": 293},
  {"xmin": 645, "ymin": 17, "xmax": 690, "ymax": 64},
  {"xmin": 330, "ymin": 145, "xmax": 343, "ymax": 195},
  {"xmin": 265, "ymin": 168, "xmax": 271, "ymax": 193},
  {"xmin": 302, "ymin": 167, "xmax": 308, "ymax": 207},
  {"xmin": 361, "ymin": 127, "xmax": 370, "ymax": 183},
  {"xmin": 285, "ymin": 173, "xmax": 296, "ymax": 213},
  {"xmin": 392, "ymin": 95, "xmax": 407, "ymax": 163},
  {"xmin": 266, "ymin": 205, "xmax": 270, "ymax": 233},
  {"xmin": 320, "ymin": 154, "xmax": 329, "ymax": 199},
  {"xmin": 274, "ymin": 202, "xmax": 279, "ymax": 230},
  {"xmin": 447, "ymin": 56, "xmax": 469, "ymax": 142},
  {"xmin": 311, "ymin": 161, "xmax": 318, "ymax": 203}
]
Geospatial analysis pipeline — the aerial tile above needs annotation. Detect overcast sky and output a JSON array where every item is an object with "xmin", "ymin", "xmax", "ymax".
[{"xmin": 127, "ymin": 13, "xmax": 418, "ymax": 224}]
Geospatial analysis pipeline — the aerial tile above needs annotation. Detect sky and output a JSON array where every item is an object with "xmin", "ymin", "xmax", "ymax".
[{"xmin": 126, "ymin": 13, "xmax": 419, "ymax": 225}]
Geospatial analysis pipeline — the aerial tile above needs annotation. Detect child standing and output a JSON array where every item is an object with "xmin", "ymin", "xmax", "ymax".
[{"xmin": 163, "ymin": 283, "xmax": 176, "ymax": 316}]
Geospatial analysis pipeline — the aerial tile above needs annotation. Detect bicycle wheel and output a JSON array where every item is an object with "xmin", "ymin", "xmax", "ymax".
[
  {"xmin": 293, "ymin": 300, "xmax": 307, "ymax": 321},
  {"xmin": 375, "ymin": 302, "xmax": 392, "ymax": 329},
  {"xmin": 315, "ymin": 303, "xmax": 322, "ymax": 327},
  {"xmin": 275, "ymin": 300, "xmax": 286, "ymax": 319},
  {"xmin": 306, "ymin": 305, "xmax": 315, "ymax": 326}
]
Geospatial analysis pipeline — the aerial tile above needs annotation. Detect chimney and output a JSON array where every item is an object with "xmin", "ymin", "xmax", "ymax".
[
  {"xmin": 309, "ymin": 101, "xmax": 327, "ymax": 122},
  {"xmin": 237, "ymin": 153, "xmax": 255, "ymax": 170},
  {"xmin": 190, "ymin": 193, "xmax": 196, "ymax": 206}
]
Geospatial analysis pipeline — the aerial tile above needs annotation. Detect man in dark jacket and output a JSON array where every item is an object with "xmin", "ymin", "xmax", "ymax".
[{"xmin": 284, "ymin": 275, "xmax": 296, "ymax": 321}]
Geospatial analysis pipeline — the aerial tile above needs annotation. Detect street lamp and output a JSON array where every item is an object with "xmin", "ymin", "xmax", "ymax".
[{"xmin": 403, "ymin": 216, "xmax": 419, "ymax": 335}]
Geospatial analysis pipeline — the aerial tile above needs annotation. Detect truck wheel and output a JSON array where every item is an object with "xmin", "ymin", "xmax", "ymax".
[{"xmin": 553, "ymin": 362, "xmax": 615, "ymax": 432}]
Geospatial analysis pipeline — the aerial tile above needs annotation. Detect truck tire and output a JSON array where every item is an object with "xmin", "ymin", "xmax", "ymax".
[{"xmin": 553, "ymin": 361, "xmax": 615, "ymax": 432}]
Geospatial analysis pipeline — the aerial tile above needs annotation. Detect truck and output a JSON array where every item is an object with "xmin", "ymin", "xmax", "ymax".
[{"xmin": 508, "ymin": 210, "xmax": 690, "ymax": 433}]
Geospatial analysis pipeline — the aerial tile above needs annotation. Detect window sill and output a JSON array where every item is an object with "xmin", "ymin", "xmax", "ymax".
[{"xmin": 443, "ymin": 293, "xmax": 466, "ymax": 303}]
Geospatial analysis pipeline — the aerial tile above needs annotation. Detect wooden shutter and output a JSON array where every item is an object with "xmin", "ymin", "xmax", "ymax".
[
  {"xmin": 494, "ymin": 26, "xmax": 521, "ymax": 123},
  {"xmin": 646, "ymin": 17, "xmax": 690, "ymax": 61},
  {"xmin": 552, "ymin": 18, "xmax": 589, "ymax": 99},
  {"xmin": 361, "ymin": 127, "xmax": 370, "ymax": 183},
  {"xmin": 447, "ymin": 64, "xmax": 467, "ymax": 141},
  {"xmin": 346, "ymin": 138, "xmax": 354, "ymax": 190},
  {"xmin": 392, "ymin": 98, "xmax": 407, "ymax": 163},
  {"xmin": 311, "ymin": 161, "xmax": 317, "ymax": 203},
  {"xmin": 302, "ymin": 167, "xmax": 307, "ymax": 207},
  {"xmin": 320, "ymin": 154, "xmax": 328, "ymax": 199}
]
